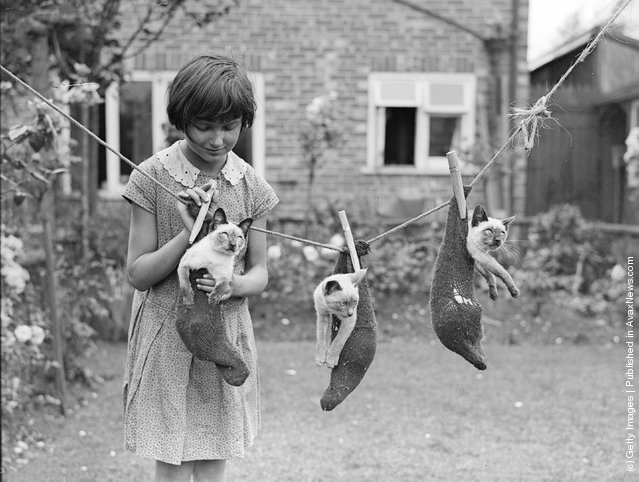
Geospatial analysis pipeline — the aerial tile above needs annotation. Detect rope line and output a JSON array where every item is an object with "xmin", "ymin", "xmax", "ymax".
[
  {"xmin": 0, "ymin": 64, "xmax": 343, "ymax": 251},
  {"xmin": 544, "ymin": 0, "xmax": 631, "ymax": 104},
  {"xmin": 367, "ymin": 127, "xmax": 522, "ymax": 245},
  {"xmin": 251, "ymin": 226, "xmax": 342, "ymax": 252},
  {"xmin": 368, "ymin": 0, "xmax": 630, "ymax": 245},
  {"xmin": 0, "ymin": 65, "xmax": 186, "ymax": 206},
  {"xmin": 0, "ymin": 0, "xmax": 629, "ymax": 252},
  {"xmin": 509, "ymin": 0, "xmax": 632, "ymax": 148}
]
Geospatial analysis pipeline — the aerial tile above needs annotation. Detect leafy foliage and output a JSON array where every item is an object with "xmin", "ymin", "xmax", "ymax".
[
  {"xmin": 0, "ymin": 0, "xmax": 240, "ymax": 90},
  {"xmin": 512, "ymin": 204, "xmax": 634, "ymax": 323},
  {"xmin": 0, "ymin": 202, "xmax": 133, "ymax": 470},
  {"xmin": 1, "ymin": 227, "xmax": 65, "ymax": 470},
  {"xmin": 300, "ymin": 91, "xmax": 343, "ymax": 234}
]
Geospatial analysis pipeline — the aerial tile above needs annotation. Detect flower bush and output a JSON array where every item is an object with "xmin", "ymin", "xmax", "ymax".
[
  {"xmin": 263, "ymin": 219, "xmax": 443, "ymax": 305},
  {"xmin": 300, "ymin": 91, "xmax": 343, "ymax": 234},
  {"xmin": 513, "ymin": 205, "xmax": 615, "ymax": 291},
  {"xmin": 1, "ymin": 228, "xmax": 56, "ymax": 468},
  {"xmin": 511, "ymin": 204, "xmax": 634, "ymax": 323},
  {"xmin": 0, "ymin": 202, "xmax": 131, "ymax": 470}
]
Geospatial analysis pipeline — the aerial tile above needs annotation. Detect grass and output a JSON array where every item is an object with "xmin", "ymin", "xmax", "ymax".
[{"xmin": 6, "ymin": 339, "xmax": 630, "ymax": 482}]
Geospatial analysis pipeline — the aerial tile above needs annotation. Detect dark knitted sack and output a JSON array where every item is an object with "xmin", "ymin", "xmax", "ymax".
[
  {"xmin": 320, "ymin": 240, "xmax": 377, "ymax": 411},
  {"xmin": 429, "ymin": 186, "xmax": 487, "ymax": 370},
  {"xmin": 175, "ymin": 207, "xmax": 249, "ymax": 386}
]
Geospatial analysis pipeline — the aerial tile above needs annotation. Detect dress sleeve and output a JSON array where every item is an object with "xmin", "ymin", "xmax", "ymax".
[
  {"xmin": 251, "ymin": 174, "xmax": 279, "ymax": 220},
  {"xmin": 122, "ymin": 159, "xmax": 157, "ymax": 214}
]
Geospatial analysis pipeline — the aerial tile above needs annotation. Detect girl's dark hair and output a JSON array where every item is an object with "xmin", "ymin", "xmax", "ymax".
[{"xmin": 167, "ymin": 55, "xmax": 255, "ymax": 131}]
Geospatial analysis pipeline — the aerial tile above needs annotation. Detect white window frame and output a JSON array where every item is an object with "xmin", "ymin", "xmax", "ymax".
[
  {"xmin": 631, "ymin": 99, "xmax": 639, "ymax": 129},
  {"xmin": 366, "ymin": 73, "xmax": 476, "ymax": 175},
  {"xmin": 101, "ymin": 70, "xmax": 265, "ymax": 197}
]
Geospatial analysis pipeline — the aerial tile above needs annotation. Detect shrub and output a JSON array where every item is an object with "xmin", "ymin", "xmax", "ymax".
[
  {"xmin": 512, "ymin": 204, "xmax": 632, "ymax": 322},
  {"xmin": 1, "ymin": 228, "xmax": 61, "ymax": 469},
  {"xmin": 1, "ymin": 200, "xmax": 131, "ymax": 470},
  {"xmin": 264, "ymin": 217, "xmax": 443, "ymax": 303}
]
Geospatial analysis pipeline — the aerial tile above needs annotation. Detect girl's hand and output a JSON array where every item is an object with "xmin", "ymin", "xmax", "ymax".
[
  {"xmin": 196, "ymin": 273, "xmax": 234, "ymax": 301},
  {"xmin": 176, "ymin": 181, "xmax": 215, "ymax": 231}
]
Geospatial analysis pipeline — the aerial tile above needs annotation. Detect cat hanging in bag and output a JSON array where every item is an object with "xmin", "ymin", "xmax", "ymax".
[
  {"xmin": 176, "ymin": 206, "xmax": 253, "ymax": 386},
  {"xmin": 318, "ymin": 240, "xmax": 377, "ymax": 411},
  {"xmin": 430, "ymin": 186, "xmax": 519, "ymax": 370}
]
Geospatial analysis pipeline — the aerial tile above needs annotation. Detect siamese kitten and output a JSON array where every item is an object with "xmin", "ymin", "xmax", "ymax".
[
  {"xmin": 467, "ymin": 205, "xmax": 519, "ymax": 300},
  {"xmin": 314, "ymin": 269, "xmax": 367, "ymax": 368},
  {"xmin": 178, "ymin": 208, "xmax": 252, "ymax": 305}
]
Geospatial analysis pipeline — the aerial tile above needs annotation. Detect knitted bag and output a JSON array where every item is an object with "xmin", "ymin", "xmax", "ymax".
[
  {"xmin": 429, "ymin": 186, "xmax": 487, "ymax": 370},
  {"xmin": 320, "ymin": 240, "xmax": 377, "ymax": 411},
  {"xmin": 175, "ymin": 213, "xmax": 249, "ymax": 386}
]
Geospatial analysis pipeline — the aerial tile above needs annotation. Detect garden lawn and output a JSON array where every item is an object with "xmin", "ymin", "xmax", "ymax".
[{"xmin": 8, "ymin": 340, "xmax": 628, "ymax": 482}]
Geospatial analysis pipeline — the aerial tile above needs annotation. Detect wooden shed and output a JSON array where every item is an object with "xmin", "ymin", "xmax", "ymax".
[{"xmin": 527, "ymin": 28, "xmax": 639, "ymax": 226}]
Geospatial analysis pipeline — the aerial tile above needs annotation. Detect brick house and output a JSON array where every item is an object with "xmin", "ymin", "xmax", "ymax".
[{"xmin": 100, "ymin": 0, "xmax": 530, "ymax": 223}]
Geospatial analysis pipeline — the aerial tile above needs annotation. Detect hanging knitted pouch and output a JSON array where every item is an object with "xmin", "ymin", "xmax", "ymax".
[
  {"xmin": 321, "ymin": 240, "xmax": 377, "ymax": 411},
  {"xmin": 429, "ymin": 186, "xmax": 487, "ymax": 370},
  {"xmin": 176, "ymin": 268, "xmax": 250, "ymax": 386}
]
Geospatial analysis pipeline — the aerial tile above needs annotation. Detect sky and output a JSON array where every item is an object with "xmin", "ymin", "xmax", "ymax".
[{"xmin": 528, "ymin": 0, "xmax": 639, "ymax": 62}]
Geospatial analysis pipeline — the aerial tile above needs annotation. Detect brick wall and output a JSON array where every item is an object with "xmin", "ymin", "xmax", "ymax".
[{"xmin": 119, "ymin": 0, "xmax": 529, "ymax": 221}]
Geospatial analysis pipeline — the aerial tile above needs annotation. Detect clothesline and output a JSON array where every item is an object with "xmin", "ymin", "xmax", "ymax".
[{"xmin": 0, "ymin": 0, "xmax": 630, "ymax": 253}]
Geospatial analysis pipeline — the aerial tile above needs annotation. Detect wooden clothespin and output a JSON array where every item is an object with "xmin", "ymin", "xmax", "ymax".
[
  {"xmin": 337, "ymin": 210, "xmax": 361, "ymax": 272},
  {"xmin": 188, "ymin": 196, "xmax": 212, "ymax": 245},
  {"xmin": 446, "ymin": 151, "xmax": 467, "ymax": 220}
]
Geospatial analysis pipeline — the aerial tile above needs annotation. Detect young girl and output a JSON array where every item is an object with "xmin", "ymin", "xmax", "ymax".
[{"xmin": 122, "ymin": 55, "xmax": 278, "ymax": 482}]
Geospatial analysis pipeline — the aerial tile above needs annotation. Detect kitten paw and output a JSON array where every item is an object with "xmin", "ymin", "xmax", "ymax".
[
  {"xmin": 315, "ymin": 348, "xmax": 327, "ymax": 366},
  {"xmin": 210, "ymin": 279, "xmax": 231, "ymax": 303},
  {"xmin": 207, "ymin": 291, "xmax": 221, "ymax": 305},
  {"xmin": 326, "ymin": 353, "xmax": 340, "ymax": 368}
]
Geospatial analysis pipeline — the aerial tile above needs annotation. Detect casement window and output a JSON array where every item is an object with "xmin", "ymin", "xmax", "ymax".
[
  {"xmin": 100, "ymin": 71, "xmax": 265, "ymax": 197},
  {"xmin": 366, "ymin": 73, "xmax": 476, "ymax": 175}
]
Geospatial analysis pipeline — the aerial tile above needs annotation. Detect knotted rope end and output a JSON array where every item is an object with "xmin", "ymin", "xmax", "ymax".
[{"xmin": 510, "ymin": 95, "xmax": 554, "ymax": 151}]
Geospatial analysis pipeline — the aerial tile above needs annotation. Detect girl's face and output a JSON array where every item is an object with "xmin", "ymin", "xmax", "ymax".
[{"xmin": 184, "ymin": 117, "xmax": 242, "ymax": 167}]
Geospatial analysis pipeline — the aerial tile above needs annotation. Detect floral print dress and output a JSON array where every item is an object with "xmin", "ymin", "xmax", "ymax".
[{"xmin": 122, "ymin": 141, "xmax": 278, "ymax": 464}]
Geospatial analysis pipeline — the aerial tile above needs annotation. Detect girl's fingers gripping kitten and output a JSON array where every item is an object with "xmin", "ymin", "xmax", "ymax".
[{"xmin": 196, "ymin": 274, "xmax": 215, "ymax": 293}]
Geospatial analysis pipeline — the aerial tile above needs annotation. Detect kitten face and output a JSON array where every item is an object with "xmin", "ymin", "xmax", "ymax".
[
  {"xmin": 324, "ymin": 282, "xmax": 359, "ymax": 318},
  {"xmin": 208, "ymin": 208, "xmax": 253, "ymax": 256},
  {"xmin": 469, "ymin": 205, "xmax": 514, "ymax": 252},
  {"xmin": 321, "ymin": 270, "xmax": 367, "ymax": 319}
]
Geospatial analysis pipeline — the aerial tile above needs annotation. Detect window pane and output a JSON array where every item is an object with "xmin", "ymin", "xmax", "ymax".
[
  {"xmin": 378, "ymin": 82, "xmax": 417, "ymax": 104},
  {"xmin": 120, "ymin": 81, "xmax": 153, "ymax": 175},
  {"xmin": 429, "ymin": 83, "xmax": 464, "ymax": 106},
  {"xmin": 429, "ymin": 116, "xmax": 459, "ymax": 157},
  {"xmin": 384, "ymin": 107, "xmax": 416, "ymax": 165}
]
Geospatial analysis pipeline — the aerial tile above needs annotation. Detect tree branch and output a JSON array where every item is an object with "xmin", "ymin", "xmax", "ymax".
[
  {"xmin": 117, "ymin": 1, "xmax": 164, "ymax": 61},
  {"xmin": 121, "ymin": 1, "xmax": 182, "ymax": 60},
  {"xmin": 390, "ymin": 0, "xmax": 485, "ymax": 41}
]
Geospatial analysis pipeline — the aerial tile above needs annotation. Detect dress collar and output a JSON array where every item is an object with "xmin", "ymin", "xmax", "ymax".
[{"xmin": 159, "ymin": 141, "xmax": 247, "ymax": 188}]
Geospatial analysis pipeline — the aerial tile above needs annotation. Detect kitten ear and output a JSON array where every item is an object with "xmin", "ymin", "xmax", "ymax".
[
  {"xmin": 324, "ymin": 280, "xmax": 342, "ymax": 295},
  {"xmin": 350, "ymin": 268, "xmax": 368, "ymax": 286},
  {"xmin": 501, "ymin": 216, "xmax": 516, "ymax": 228},
  {"xmin": 211, "ymin": 208, "xmax": 227, "ymax": 230},
  {"xmin": 471, "ymin": 205, "xmax": 488, "ymax": 227},
  {"xmin": 238, "ymin": 218, "xmax": 253, "ymax": 237}
]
